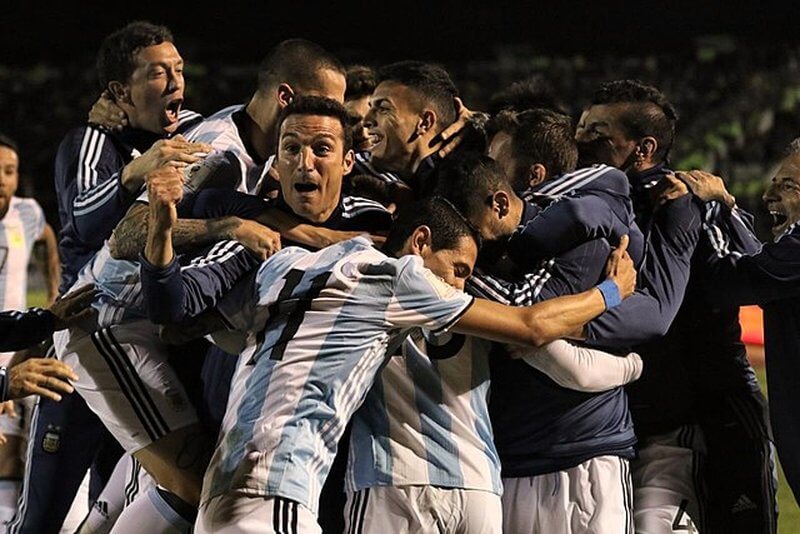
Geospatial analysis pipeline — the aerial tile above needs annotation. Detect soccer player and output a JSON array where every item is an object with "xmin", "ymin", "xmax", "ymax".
[
  {"xmin": 345, "ymin": 148, "xmax": 644, "ymax": 534},
  {"xmin": 438, "ymin": 147, "xmax": 645, "ymax": 534},
  {"xmin": 56, "ymin": 96, "xmax": 390, "ymax": 534},
  {"xmin": 677, "ymin": 144, "xmax": 800, "ymax": 509},
  {"xmin": 576, "ymin": 79, "xmax": 772, "ymax": 533},
  {"xmin": 139, "ymin": 171, "xmax": 636, "ymax": 534},
  {"xmin": 9, "ymin": 21, "xmax": 212, "ymax": 534},
  {"xmin": 0, "ymin": 134, "xmax": 61, "ymax": 525},
  {"xmin": 362, "ymin": 61, "xmax": 484, "ymax": 203}
]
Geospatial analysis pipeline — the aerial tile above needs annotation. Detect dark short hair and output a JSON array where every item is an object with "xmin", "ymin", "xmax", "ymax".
[
  {"xmin": 434, "ymin": 152, "xmax": 511, "ymax": 222},
  {"xmin": 96, "ymin": 21, "xmax": 174, "ymax": 88},
  {"xmin": 590, "ymin": 79, "xmax": 678, "ymax": 163},
  {"xmin": 488, "ymin": 108, "xmax": 578, "ymax": 188},
  {"xmin": 377, "ymin": 61, "xmax": 458, "ymax": 130},
  {"xmin": 276, "ymin": 96, "xmax": 353, "ymax": 153},
  {"xmin": 0, "ymin": 133, "xmax": 18, "ymax": 153},
  {"xmin": 345, "ymin": 65, "xmax": 376, "ymax": 101},
  {"xmin": 383, "ymin": 196, "xmax": 479, "ymax": 256},
  {"xmin": 489, "ymin": 76, "xmax": 569, "ymax": 116},
  {"xmin": 257, "ymin": 39, "xmax": 345, "ymax": 93}
]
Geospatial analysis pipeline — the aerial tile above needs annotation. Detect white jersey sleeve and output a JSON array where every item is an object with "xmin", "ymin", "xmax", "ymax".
[{"xmin": 518, "ymin": 339, "xmax": 643, "ymax": 392}]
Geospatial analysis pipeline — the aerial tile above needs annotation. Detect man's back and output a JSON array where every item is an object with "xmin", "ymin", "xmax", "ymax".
[{"xmin": 204, "ymin": 237, "xmax": 474, "ymax": 513}]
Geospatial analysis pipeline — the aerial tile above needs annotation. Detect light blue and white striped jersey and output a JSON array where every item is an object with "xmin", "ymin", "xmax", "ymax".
[
  {"xmin": 184, "ymin": 104, "xmax": 273, "ymax": 195},
  {"xmin": 0, "ymin": 197, "xmax": 45, "ymax": 361},
  {"xmin": 204, "ymin": 236, "xmax": 474, "ymax": 513},
  {"xmin": 0, "ymin": 197, "xmax": 44, "ymax": 312},
  {"xmin": 347, "ymin": 331, "xmax": 502, "ymax": 495},
  {"xmin": 72, "ymin": 239, "xmax": 250, "ymax": 327}
]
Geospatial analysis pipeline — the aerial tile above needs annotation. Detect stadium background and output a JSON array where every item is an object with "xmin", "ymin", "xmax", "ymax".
[{"xmin": 3, "ymin": 2, "xmax": 800, "ymax": 531}]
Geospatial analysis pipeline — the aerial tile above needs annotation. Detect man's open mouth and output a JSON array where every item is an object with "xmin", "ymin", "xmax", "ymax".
[
  {"xmin": 295, "ymin": 182, "xmax": 319, "ymax": 193},
  {"xmin": 770, "ymin": 210, "xmax": 789, "ymax": 227},
  {"xmin": 165, "ymin": 98, "xmax": 183, "ymax": 122}
]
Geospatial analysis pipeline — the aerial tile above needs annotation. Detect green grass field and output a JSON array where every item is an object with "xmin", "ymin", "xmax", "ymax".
[
  {"xmin": 25, "ymin": 290, "xmax": 799, "ymax": 531},
  {"xmin": 754, "ymin": 363, "xmax": 800, "ymax": 533}
]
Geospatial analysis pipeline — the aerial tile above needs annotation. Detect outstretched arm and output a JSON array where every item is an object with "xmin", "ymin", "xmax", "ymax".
[
  {"xmin": 453, "ymin": 236, "xmax": 636, "ymax": 346},
  {"xmin": 511, "ymin": 340, "xmax": 643, "ymax": 392}
]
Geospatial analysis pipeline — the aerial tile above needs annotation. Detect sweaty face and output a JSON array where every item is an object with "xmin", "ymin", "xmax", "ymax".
[
  {"xmin": 123, "ymin": 41, "xmax": 185, "ymax": 134},
  {"xmin": 421, "ymin": 235, "xmax": 478, "ymax": 291},
  {"xmin": 763, "ymin": 153, "xmax": 800, "ymax": 237},
  {"xmin": 364, "ymin": 81, "xmax": 421, "ymax": 172},
  {"xmin": 345, "ymin": 96, "xmax": 372, "ymax": 152},
  {"xmin": 0, "ymin": 146, "xmax": 19, "ymax": 216},
  {"xmin": 575, "ymin": 104, "xmax": 638, "ymax": 170},
  {"xmin": 276, "ymin": 114, "xmax": 353, "ymax": 223}
]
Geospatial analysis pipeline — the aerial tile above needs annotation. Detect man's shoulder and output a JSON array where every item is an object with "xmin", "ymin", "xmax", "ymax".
[
  {"xmin": 536, "ymin": 164, "xmax": 629, "ymax": 197},
  {"xmin": 340, "ymin": 195, "xmax": 393, "ymax": 231},
  {"xmin": 185, "ymin": 105, "xmax": 243, "ymax": 145}
]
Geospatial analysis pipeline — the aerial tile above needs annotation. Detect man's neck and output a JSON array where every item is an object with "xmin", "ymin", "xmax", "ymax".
[
  {"xmin": 244, "ymin": 95, "xmax": 278, "ymax": 161},
  {"xmin": 509, "ymin": 195, "xmax": 525, "ymax": 228}
]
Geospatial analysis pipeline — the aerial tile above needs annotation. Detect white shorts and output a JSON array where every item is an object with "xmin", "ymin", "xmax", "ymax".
[
  {"xmin": 196, "ymin": 494, "xmax": 320, "ymax": 534},
  {"xmin": 345, "ymin": 485, "xmax": 502, "ymax": 534},
  {"xmin": 53, "ymin": 320, "xmax": 198, "ymax": 453},
  {"xmin": 502, "ymin": 455, "xmax": 634, "ymax": 534},
  {"xmin": 632, "ymin": 425, "xmax": 704, "ymax": 533}
]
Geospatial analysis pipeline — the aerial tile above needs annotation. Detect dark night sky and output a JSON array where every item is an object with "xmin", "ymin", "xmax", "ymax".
[{"xmin": 2, "ymin": 1, "xmax": 799, "ymax": 66}]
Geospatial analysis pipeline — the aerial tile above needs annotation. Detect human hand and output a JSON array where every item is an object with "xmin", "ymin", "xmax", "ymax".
[
  {"xmin": 652, "ymin": 174, "xmax": 689, "ymax": 205},
  {"xmin": 233, "ymin": 219, "xmax": 282, "ymax": 260},
  {"xmin": 146, "ymin": 165, "xmax": 185, "ymax": 232},
  {"xmin": 123, "ymin": 136, "xmax": 212, "ymax": 191},
  {"xmin": 7, "ymin": 358, "xmax": 78, "ymax": 402},
  {"xmin": 50, "ymin": 284, "xmax": 97, "ymax": 330},
  {"xmin": 604, "ymin": 235, "xmax": 636, "ymax": 299},
  {"xmin": 88, "ymin": 90, "xmax": 127, "ymax": 131},
  {"xmin": 434, "ymin": 97, "xmax": 479, "ymax": 159},
  {"xmin": 675, "ymin": 170, "xmax": 736, "ymax": 208}
]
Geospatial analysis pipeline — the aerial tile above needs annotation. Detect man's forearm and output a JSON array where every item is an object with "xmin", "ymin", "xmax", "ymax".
[
  {"xmin": 455, "ymin": 286, "xmax": 609, "ymax": 348},
  {"xmin": 111, "ymin": 203, "xmax": 243, "ymax": 260}
]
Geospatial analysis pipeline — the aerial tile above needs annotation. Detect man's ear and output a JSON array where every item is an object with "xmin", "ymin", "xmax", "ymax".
[
  {"xmin": 107, "ymin": 81, "xmax": 131, "ymax": 106},
  {"xmin": 342, "ymin": 149, "xmax": 355, "ymax": 175},
  {"xmin": 276, "ymin": 83, "xmax": 295, "ymax": 108},
  {"xmin": 492, "ymin": 190, "xmax": 511, "ymax": 217},
  {"xmin": 638, "ymin": 136, "xmax": 658, "ymax": 163},
  {"xmin": 417, "ymin": 109, "xmax": 437, "ymax": 136},
  {"xmin": 410, "ymin": 225, "xmax": 433, "ymax": 255},
  {"xmin": 527, "ymin": 163, "xmax": 548, "ymax": 189}
]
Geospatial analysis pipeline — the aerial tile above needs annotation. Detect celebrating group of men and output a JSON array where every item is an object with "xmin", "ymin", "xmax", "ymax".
[{"xmin": 1, "ymin": 18, "xmax": 800, "ymax": 534}]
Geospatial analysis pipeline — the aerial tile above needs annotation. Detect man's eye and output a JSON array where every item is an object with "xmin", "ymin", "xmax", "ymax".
[
  {"xmin": 282, "ymin": 144, "xmax": 300, "ymax": 154},
  {"xmin": 315, "ymin": 145, "xmax": 332, "ymax": 155}
]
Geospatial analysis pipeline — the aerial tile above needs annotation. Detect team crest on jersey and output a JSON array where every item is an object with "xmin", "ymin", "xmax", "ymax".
[
  {"xmin": 42, "ymin": 425, "xmax": 61, "ymax": 453},
  {"xmin": 7, "ymin": 228, "xmax": 24, "ymax": 248}
]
